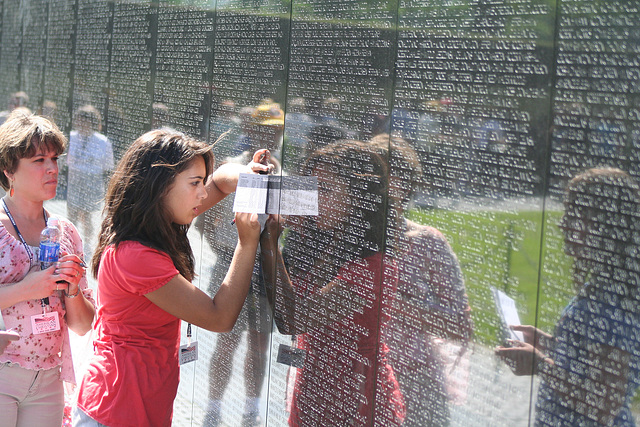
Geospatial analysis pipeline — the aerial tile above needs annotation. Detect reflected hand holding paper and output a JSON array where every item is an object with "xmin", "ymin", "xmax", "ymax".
[
  {"xmin": 496, "ymin": 340, "xmax": 533, "ymax": 375},
  {"xmin": 495, "ymin": 339, "xmax": 549, "ymax": 376}
]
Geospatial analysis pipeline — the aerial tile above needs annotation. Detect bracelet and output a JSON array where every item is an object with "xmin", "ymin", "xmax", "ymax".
[{"xmin": 65, "ymin": 287, "xmax": 81, "ymax": 298}]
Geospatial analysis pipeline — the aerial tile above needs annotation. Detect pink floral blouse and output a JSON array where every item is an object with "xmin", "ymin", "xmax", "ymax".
[{"xmin": 0, "ymin": 216, "xmax": 94, "ymax": 384}]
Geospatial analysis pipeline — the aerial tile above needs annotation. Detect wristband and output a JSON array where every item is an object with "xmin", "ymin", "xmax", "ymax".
[{"xmin": 65, "ymin": 287, "xmax": 81, "ymax": 298}]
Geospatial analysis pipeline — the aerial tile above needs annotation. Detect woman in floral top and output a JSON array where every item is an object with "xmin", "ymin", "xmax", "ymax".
[{"xmin": 0, "ymin": 111, "xmax": 95, "ymax": 426}]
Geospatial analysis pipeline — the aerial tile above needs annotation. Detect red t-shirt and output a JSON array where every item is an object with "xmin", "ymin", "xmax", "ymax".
[
  {"xmin": 289, "ymin": 253, "xmax": 406, "ymax": 426},
  {"xmin": 76, "ymin": 241, "xmax": 181, "ymax": 427}
]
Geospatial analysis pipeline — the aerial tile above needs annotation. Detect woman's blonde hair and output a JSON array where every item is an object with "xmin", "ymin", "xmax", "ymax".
[{"xmin": 0, "ymin": 110, "xmax": 66, "ymax": 189}]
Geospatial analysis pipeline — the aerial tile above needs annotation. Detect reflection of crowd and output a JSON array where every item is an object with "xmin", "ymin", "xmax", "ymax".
[
  {"xmin": 370, "ymin": 134, "xmax": 473, "ymax": 426},
  {"xmin": 2, "ymin": 87, "xmax": 639, "ymax": 427},
  {"xmin": 261, "ymin": 140, "xmax": 406, "ymax": 426},
  {"xmin": 66, "ymin": 105, "xmax": 114, "ymax": 255},
  {"xmin": 497, "ymin": 168, "xmax": 640, "ymax": 425}
]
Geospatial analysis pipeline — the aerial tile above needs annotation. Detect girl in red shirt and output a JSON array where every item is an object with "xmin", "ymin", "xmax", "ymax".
[{"xmin": 75, "ymin": 129, "xmax": 271, "ymax": 427}]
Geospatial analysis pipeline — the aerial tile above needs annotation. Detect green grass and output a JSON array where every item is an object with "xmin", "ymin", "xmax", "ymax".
[{"xmin": 407, "ymin": 207, "xmax": 574, "ymax": 346}]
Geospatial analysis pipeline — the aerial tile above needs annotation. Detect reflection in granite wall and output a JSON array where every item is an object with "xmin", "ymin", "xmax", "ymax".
[{"xmin": 2, "ymin": 0, "xmax": 638, "ymax": 425}]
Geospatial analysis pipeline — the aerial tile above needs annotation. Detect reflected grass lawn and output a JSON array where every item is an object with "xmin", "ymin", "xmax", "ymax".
[{"xmin": 406, "ymin": 207, "xmax": 573, "ymax": 346}]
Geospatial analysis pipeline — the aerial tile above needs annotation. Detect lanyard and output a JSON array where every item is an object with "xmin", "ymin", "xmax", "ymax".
[
  {"xmin": 2, "ymin": 198, "xmax": 49, "ymax": 309},
  {"xmin": 2, "ymin": 198, "xmax": 47, "ymax": 265}
]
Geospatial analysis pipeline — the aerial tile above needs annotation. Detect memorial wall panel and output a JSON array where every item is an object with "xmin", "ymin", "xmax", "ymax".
[
  {"xmin": 3, "ymin": 0, "xmax": 638, "ymax": 425},
  {"xmin": 19, "ymin": 0, "xmax": 48, "ymax": 106},
  {"xmin": 201, "ymin": 1, "xmax": 290, "ymax": 425},
  {"xmin": 73, "ymin": 0, "xmax": 111, "ymax": 130},
  {"xmin": 537, "ymin": 4, "xmax": 640, "ymax": 425},
  {"xmin": 0, "ymin": 2, "xmax": 21, "ymax": 99},
  {"xmin": 107, "ymin": 1, "xmax": 153, "ymax": 158},
  {"xmin": 43, "ymin": 0, "xmax": 76, "ymax": 134}
]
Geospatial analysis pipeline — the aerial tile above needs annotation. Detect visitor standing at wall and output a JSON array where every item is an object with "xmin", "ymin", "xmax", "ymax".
[
  {"xmin": 370, "ymin": 134, "xmax": 473, "ymax": 426},
  {"xmin": 261, "ymin": 140, "xmax": 406, "ymax": 426},
  {"xmin": 73, "ymin": 129, "xmax": 272, "ymax": 427},
  {"xmin": 0, "ymin": 111, "xmax": 95, "ymax": 427},
  {"xmin": 203, "ymin": 100, "xmax": 284, "ymax": 427},
  {"xmin": 0, "ymin": 92, "xmax": 30, "ymax": 126},
  {"xmin": 496, "ymin": 168, "xmax": 640, "ymax": 425},
  {"xmin": 66, "ymin": 105, "xmax": 114, "ymax": 255}
]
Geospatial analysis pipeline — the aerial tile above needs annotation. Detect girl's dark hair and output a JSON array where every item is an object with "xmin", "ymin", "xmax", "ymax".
[
  {"xmin": 92, "ymin": 129, "xmax": 214, "ymax": 281},
  {"xmin": 302, "ymin": 139, "xmax": 389, "ymax": 260}
]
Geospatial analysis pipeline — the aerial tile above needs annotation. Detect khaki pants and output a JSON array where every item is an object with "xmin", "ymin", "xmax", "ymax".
[{"xmin": 0, "ymin": 363, "xmax": 63, "ymax": 427}]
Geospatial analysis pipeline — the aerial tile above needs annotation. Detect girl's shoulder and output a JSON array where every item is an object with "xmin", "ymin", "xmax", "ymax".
[
  {"xmin": 105, "ymin": 241, "xmax": 179, "ymax": 288},
  {"xmin": 110, "ymin": 241, "xmax": 172, "ymax": 264}
]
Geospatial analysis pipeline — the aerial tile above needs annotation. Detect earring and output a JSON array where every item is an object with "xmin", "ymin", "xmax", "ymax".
[{"xmin": 9, "ymin": 181, "xmax": 13, "ymax": 197}]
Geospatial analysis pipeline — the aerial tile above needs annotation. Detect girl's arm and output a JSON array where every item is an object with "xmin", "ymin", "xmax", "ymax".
[
  {"xmin": 61, "ymin": 258, "xmax": 95, "ymax": 336},
  {"xmin": 145, "ymin": 212, "xmax": 261, "ymax": 332},
  {"xmin": 201, "ymin": 149, "xmax": 273, "ymax": 212},
  {"xmin": 260, "ymin": 216, "xmax": 364, "ymax": 335},
  {"xmin": 260, "ymin": 217, "xmax": 298, "ymax": 334}
]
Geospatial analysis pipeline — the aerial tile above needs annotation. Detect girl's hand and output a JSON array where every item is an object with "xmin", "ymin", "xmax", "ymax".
[
  {"xmin": 248, "ymin": 149, "xmax": 275, "ymax": 175},
  {"xmin": 234, "ymin": 212, "xmax": 261, "ymax": 244}
]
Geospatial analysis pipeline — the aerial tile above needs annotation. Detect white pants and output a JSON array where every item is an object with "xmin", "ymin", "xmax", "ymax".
[{"xmin": 0, "ymin": 363, "xmax": 63, "ymax": 427}]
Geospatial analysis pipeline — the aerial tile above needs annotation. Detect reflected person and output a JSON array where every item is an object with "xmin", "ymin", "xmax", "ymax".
[
  {"xmin": 234, "ymin": 101, "xmax": 284, "ymax": 167},
  {"xmin": 203, "ymin": 104, "xmax": 283, "ymax": 427},
  {"xmin": 261, "ymin": 140, "xmax": 406, "ymax": 426},
  {"xmin": 0, "ymin": 92, "xmax": 29, "ymax": 126},
  {"xmin": 66, "ymin": 105, "xmax": 114, "ymax": 254},
  {"xmin": 370, "ymin": 134, "xmax": 473, "ymax": 426},
  {"xmin": 496, "ymin": 168, "xmax": 640, "ymax": 426}
]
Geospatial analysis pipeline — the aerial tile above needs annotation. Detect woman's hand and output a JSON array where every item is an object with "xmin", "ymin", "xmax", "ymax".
[
  {"xmin": 0, "ymin": 258, "xmax": 84, "ymax": 309},
  {"xmin": 0, "ymin": 330, "xmax": 20, "ymax": 355},
  {"xmin": 248, "ymin": 149, "xmax": 275, "ymax": 175},
  {"xmin": 17, "ymin": 266, "xmax": 69, "ymax": 301},
  {"xmin": 56, "ymin": 253, "xmax": 86, "ymax": 297}
]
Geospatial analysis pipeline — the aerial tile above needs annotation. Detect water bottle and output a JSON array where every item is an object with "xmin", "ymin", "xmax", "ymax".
[{"xmin": 40, "ymin": 217, "xmax": 61, "ymax": 270}]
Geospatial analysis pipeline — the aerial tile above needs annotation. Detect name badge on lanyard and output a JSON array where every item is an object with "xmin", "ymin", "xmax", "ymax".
[
  {"xmin": 179, "ymin": 341, "xmax": 198, "ymax": 365},
  {"xmin": 179, "ymin": 323, "xmax": 198, "ymax": 365},
  {"xmin": 31, "ymin": 311, "xmax": 61, "ymax": 334}
]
